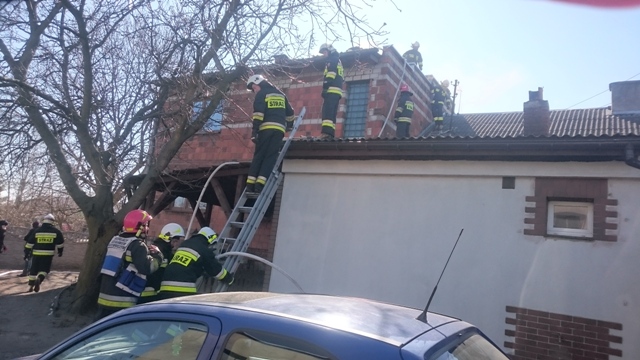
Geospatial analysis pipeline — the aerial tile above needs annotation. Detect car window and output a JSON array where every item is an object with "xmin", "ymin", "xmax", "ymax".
[
  {"xmin": 430, "ymin": 333, "xmax": 508, "ymax": 360},
  {"xmin": 220, "ymin": 332, "xmax": 330, "ymax": 360},
  {"xmin": 51, "ymin": 320, "xmax": 208, "ymax": 360}
]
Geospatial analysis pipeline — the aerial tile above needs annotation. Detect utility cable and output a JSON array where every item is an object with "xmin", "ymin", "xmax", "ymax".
[{"xmin": 565, "ymin": 71, "xmax": 640, "ymax": 110}]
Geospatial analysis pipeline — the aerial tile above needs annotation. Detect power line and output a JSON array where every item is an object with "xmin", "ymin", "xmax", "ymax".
[{"xmin": 565, "ymin": 71, "xmax": 640, "ymax": 110}]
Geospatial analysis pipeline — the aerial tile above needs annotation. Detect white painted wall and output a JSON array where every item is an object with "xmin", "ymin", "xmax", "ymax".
[{"xmin": 270, "ymin": 159, "xmax": 640, "ymax": 357}]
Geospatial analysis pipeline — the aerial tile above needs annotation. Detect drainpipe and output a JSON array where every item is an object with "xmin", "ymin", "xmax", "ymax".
[{"xmin": 625, "ymin": 144, "xmax": 640, "ymax": 169}]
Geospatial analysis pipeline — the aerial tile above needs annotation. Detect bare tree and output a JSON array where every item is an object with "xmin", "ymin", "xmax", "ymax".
[{"xmin": 0, "ymin": 0, "xmax": 385, "ymax": 313}]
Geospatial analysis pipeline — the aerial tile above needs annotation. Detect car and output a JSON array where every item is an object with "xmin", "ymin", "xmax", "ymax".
[{"xmin": 21, "ymin": 292, "xmax": 509, "ymax": 360}]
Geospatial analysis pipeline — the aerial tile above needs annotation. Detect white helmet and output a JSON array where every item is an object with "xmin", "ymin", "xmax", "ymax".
[
  {"xmin": 158, "ymin": 223, "xmax": 185, "ymax": 242},
  {"xmin": 246, "ymin": 74, "xmax": 266, "ymax": 90},
  {"xmin": 411, "ymin": 41, "xmax": 420, "ymax": 49},
  {"xmin": 441, "ymin": 80, "xmax": 450, "ymax": 88},
  {"xmin": 319, "ymin": 43, "xmax": 335, "ymax": 54},
  {"xmin": 43, "ymin": 213, "xmax": 55, "ymax": 224},
  {"xmin": 198, "ymin": 226, "xmax": 218, "ymax": 244}
]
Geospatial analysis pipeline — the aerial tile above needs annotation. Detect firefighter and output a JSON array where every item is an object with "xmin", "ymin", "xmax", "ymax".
[
  {"xmin": 403, "ymin": 42, "xmax": 423, "ymax": 70},
  {"xmin": 158, "ymin": 227, "xmax": 234, "ymax": 299},
  {"xmin": 245, "ymin": 74, "xmax": 295, "ymax": 194},
  {"xmin": 97, "ymin": 209, "xmax": 163, "ymax": 319},
  {"xmin": 431, "ymin": 81, "xmax": 447, "ymax": 130},
  {"xmin": 394, "ymin": 84, "xmax": 415, "ymax": 138},
  {"xmin": 138, "ymin": 222, "xmax": 185, "ymax": 304},
  {"xmin": 19, "ymin": 220, "xmax": 39, "ymax": 277},
  {"xmin": 0, "ymin": 219, "xmax": 7, "ymax": 254},
  {"xmin": 24, "ymin": 214, "xmax": 64, "ymax": 293},
  {"xmin": 319, "ymin": 43, "xmax": 344, "ymax": 140}
]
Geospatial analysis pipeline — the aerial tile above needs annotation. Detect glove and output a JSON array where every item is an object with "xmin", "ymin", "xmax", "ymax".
[
  {"xmin": 216, "ymin": 268, "xmax": 234, "ymax": 286},
  {"xmin": 24, "ymin": 248, "xmax": 32, "ymax": 260},
  {"xmin": 251, "ymin": 133, "xmax": 258, "ymax": 144},
  {"xmin": 321, "ymin": 89, "xmax": 327, "ymax": 99},
  {"xmin": 57, "ymin": 248, "xmax": 63, "ymax": 257}
]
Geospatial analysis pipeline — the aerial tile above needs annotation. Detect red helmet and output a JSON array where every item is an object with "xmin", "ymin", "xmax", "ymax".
[
  {"xmin": 123, "ymin": 209, "xmax": 153, "ymax": 237},
  {"xmin": 400, "ymin": 84, "xmax": 410, "ymax": 92}
]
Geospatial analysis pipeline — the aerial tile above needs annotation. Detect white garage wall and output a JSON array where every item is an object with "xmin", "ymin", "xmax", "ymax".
[{"xmin": 270, "ymin": 159, "xmax": 640, "ymax": 357}]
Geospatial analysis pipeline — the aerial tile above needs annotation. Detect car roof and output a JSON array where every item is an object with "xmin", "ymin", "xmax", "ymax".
[{"xmin": 148, "ymin": 292, "xmax": 461, "ymax": 345}]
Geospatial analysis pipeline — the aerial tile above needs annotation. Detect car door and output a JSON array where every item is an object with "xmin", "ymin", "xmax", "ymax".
[{"xmin": 38, "ymin": 311, "xmax": 222, "ymax": 360}]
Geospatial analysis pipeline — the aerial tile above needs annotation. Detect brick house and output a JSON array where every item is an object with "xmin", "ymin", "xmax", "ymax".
[{"xmin": 144, "ymin": 45, "xmax": 445, "ymax": 290}]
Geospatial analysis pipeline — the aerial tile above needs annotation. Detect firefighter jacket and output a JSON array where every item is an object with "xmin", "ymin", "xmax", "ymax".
[
  {"xmin": 160, "ymin": 234, "xmax": 226, "ymax": 294},
  {"xmin": 323, "ymin": 50, "xmax": 344, "ymax": 97},
  {"xmin": 252, "ymin": 82, "xmax": 295, "ymax": 136},
  {"xmin": 98, "ymin": 234, "xmax": 162, "ymax": 309},
  {"xmin": 402, "ymin": 49, "xmax": 423, "ymax": 70},
  {"xmin": 431, "ymin": 85, "xmax": 446, "ymax": 104},
  {"xmin": 394, "ymin": 91, "xmax": 415, "ymax": 123},
  {"xmin": 141, "ymin": 239, "xmax": 173, "ymax": 298},
  {"xmin": 24, "ymin": 223, "xmax": 64, "ymax": 257}
]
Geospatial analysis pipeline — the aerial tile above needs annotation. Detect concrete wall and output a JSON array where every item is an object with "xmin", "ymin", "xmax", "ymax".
[{"xmin": 270, "ymin": 159, "xmax": 640, "ymax": 358}]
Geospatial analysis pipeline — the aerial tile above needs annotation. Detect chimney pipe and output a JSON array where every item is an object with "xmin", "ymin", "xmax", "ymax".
[
  {"xmin": 610, "ymin": 80, "xmax": 640, "ymax": 115},
  {"xmin": 523, "ymin": 87, "xmax": 550, "ymax": 137}
]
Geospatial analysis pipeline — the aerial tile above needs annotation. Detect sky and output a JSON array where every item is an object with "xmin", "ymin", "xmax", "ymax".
[{"xmin": 330, "ymin": 0, "xmax": 640, "ymax": 114}]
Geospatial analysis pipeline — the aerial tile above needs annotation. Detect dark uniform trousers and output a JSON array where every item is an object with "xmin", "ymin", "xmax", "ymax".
[
  {"xmin": 432, "ymin": 102, "xmax": 444, "ymax": 127},
  {"xmin": 250, "ymin": 129, "xmax": 285, "ymax": 186},
  {"xmin": 321, "ymin": 93, "xmax": 341, "ymax": 137},
  {"xmin": 29, "ymin": 255, "xmax": 53, "ymax": 285},
  {"xmin": 396, "ymin": 122, "xmax": 410, "ymax": 138}
]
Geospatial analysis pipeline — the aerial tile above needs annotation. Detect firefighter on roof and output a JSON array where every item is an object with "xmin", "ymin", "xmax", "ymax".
[
  {"xmin": 431, "ymin": 81, "xmax": 447, "ymax": 130},
  {"xmin": 319, "ymin": 43, "xmax": 344, "ymax": 140},
  {"xmin": 394, "ymin": 84, "xmax": 415, "ymax": 138},
  {"xmin": 139, "ymin": 222, "xmax": 185, "ymax": 304},
  {"xmin": 24, "ymin": 214, "xmax": 64, "ymax": 293},
  {"xmin": 97, "ymin": 209, "xmax": 163, "ymax": 319},
  {"xmin": 158, "ymin": 227, "xmax": 234, "ymax": 299},
  {"xmin": 403, "ymin": 42, "xmax": 423, "ymax": 70},
  {"xmin": 245, "ymin": 74, "xmax": 295, "ymax": 194}
]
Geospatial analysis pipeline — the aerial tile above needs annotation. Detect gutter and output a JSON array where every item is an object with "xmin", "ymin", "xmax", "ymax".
[{"xmin": 625, "ymin": 143, "xmax": 640, "ymax": 169}]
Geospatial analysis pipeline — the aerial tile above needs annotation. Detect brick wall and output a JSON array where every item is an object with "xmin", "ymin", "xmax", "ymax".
[{"xmin": 505, "ymin": 306, "xmax": 623, "ymax": 359}]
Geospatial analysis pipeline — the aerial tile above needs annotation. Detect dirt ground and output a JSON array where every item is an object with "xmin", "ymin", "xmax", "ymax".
[{"xmin": 0, "ymin": 231, "xmax": 94, "ymax": 360}]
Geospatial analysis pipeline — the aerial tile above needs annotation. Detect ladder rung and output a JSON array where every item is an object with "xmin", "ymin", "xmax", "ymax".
[
  {"xmin": 238, "ymin": 206, "xmax": 253, "ymax": 213},
  {"xmin": 245, "ymin": 192, "xmax": 260, "ymax": 199},
  {"xmin": 220, "ymin": 237, "xmax": 236, "ymax": 243},
  {"xmin": 230, "ymin": 221, "xmax": 244, "ymax": 229}
]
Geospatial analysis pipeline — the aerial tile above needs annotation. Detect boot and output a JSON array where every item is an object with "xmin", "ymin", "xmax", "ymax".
[
  {"xmin": 254, "ymin": 183, "xmax": 264, "ymax": 194},
  {"xmin": 34, "ymin": 277, "xmax": 41, "ymax": 293},
  {"xmin": 319, "ymin": 133, "xmax": 334, "ymax": 140},
  {"xmin": 28, "ymin": 285, "xmax": 34, "ymax": 293},
  {"xmin": 245, "ymin": 183, "xmax": 255, "ymax": 193}
]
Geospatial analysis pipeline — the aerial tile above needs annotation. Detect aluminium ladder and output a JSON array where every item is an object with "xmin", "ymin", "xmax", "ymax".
[{"xmin": 197, "ymin": 107, "xmax": 306, "ymax": 293}]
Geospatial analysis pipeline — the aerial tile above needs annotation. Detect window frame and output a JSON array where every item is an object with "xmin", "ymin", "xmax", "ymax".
[
  {"xmin": 192, "ymin": 100, "xmax": 224, "ymax": 133},
  {"xmin": 343, "ymin": 81, "xmax": 370, "ymax": 138},
  {"xmin": 546, "ymin": 200, "xmax": 594, "ymax": 239}
]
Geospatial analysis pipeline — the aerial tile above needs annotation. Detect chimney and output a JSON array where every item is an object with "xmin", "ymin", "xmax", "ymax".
[
  {"xmin": 609, "ymin": 80, "xmax": 640, "ymax": 115},
  {"xmin": 523, "ymin": 87, "xmax": 550, "ymax": 136},
  {"xmin": 273, "ymin": 54, "xmax": 290, "ymax": 65}
]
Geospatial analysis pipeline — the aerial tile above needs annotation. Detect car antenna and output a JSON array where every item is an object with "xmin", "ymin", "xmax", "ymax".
[{"xmin": 416, "ymin": 228, "xmax": 464, "ymax": 323}]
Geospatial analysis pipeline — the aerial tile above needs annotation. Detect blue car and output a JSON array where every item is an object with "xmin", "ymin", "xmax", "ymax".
[{"xmin": 25, "ymin": 292, "xmax": 508, "ymax": 360}]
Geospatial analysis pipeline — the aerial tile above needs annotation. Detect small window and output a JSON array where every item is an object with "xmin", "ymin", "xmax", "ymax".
[
  {"xmin": 220, "ymin": 332, "xmax": 329, "ymax": 360},
  {"xmin": 192, "ymin": 100, "xmax": 224, "ymax": 132},
  {"xmin": 343, "ymin": 81, "xmax": 370, "ymax": 138},
  {"xmin": 547, "ymin": 201, "xmax": 593, "ymax": 238},
  {"xmin": 174, "ymin": 197, "xmax": 186, "ymax": 208},
  {"xmin": 52, "ymin": 320, "xmax": 208, "ymax": 360}
]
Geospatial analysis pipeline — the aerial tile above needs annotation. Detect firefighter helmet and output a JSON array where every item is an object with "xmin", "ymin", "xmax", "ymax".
[
  {"xmin": 198, "ymin": 226, "xmax": 218, "ymax": 244},
  {"xmin": 400, "ymin": 84, "xmax": 410, "ymax": 92},
  {"xmin": 43, "ymin": 214, "xmax": 56, "ymax": 224},
  {"xmin": 246, "ymin": 75, "xmax": 266, "ymax": 90},
  {"xmin": 441, "ymin": 80, "xmax": 450, "ymax": 88},
  {"xmin": 158, "ymin": 223, "xmax": 185, "ymax": 242},
  {"xmin": 123, "ymin": 209, "xmax": 152, "ymax": 237},
  {"xmin": 411, "ymin": 41, "xmax": 420, "ymax": 49},
  {"xmin": 319, "ymin": 43, "xmax": 335, "ymax": 54}
]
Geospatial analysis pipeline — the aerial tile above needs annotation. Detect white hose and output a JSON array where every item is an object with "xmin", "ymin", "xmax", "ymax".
[
  {"xmin": 185, "ymin": 161, "xmax": 240, "ymax": 238},
  {"xmin": 378, "ymin": 59, "xmax": 409, "ymax": 137},
  {"xmin": 217, "ymin": 251, "xmax": 305, "ymax": 293}
]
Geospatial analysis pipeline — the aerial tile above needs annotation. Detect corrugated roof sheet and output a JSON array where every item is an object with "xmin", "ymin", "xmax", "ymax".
[{"xmin": 438, "ymin": 108, "xmax": 640, "ymax": 138}]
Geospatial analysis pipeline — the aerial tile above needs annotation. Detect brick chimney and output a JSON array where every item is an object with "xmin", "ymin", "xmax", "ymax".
[
  {"xmin": 523, "ymin": 87, "xmax": 550, "ymax": 136},
  {"xmin": 609, "ymin": 80, "xmax": 640, "ymax": 115}
]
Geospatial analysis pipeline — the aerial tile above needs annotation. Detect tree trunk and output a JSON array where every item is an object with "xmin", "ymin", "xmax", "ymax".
[{"xmin": 71, "ymin": 201, "xmax": 120, "ymax": 314}]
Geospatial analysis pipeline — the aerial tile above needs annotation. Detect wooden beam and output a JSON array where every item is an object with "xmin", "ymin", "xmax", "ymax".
[
  {"xmin": 210, "ymin": 178, "xmax": 232, "ymax": 218},
  {"xmin": 187, "ymin": 198, "xmax": 207, "ymax": 228},
  {"xmin": 149, "ymin": 182, "xmax": 177, "ymax": 216}
]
